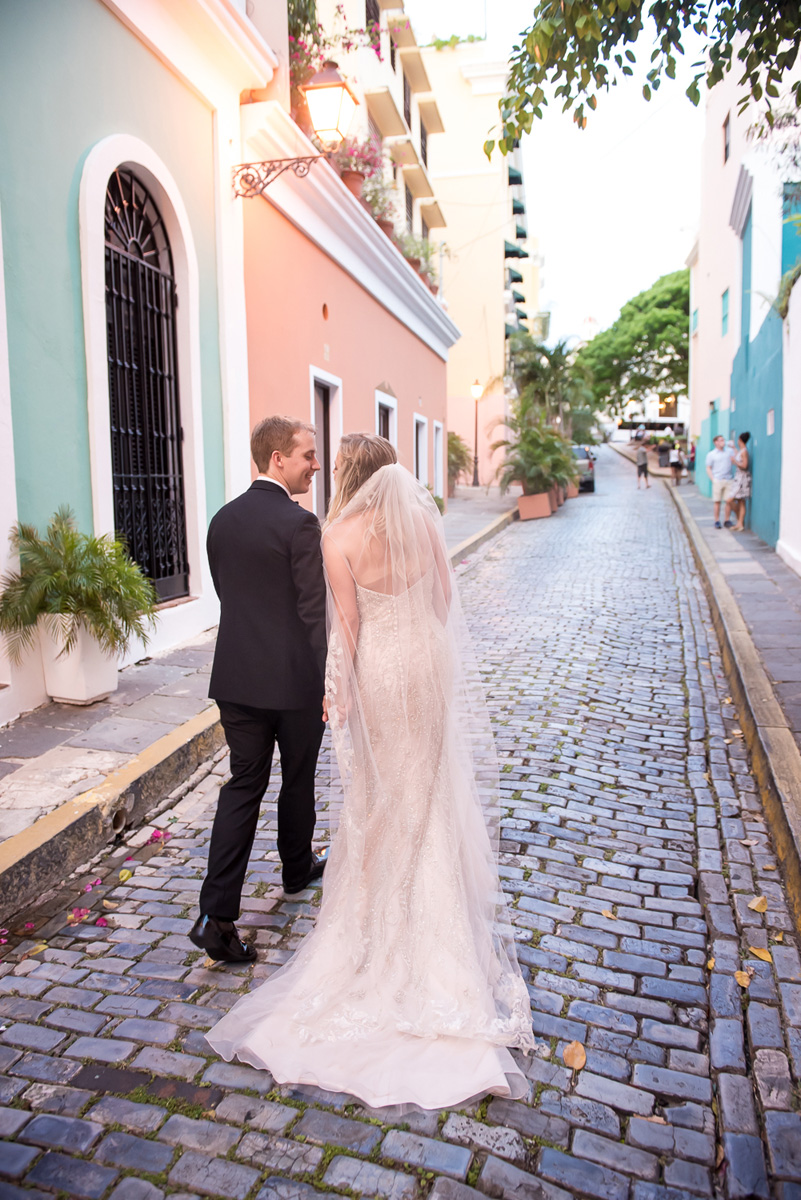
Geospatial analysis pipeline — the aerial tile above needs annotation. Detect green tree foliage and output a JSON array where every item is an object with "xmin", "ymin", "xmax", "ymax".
[
  {"xmin": 509, "ymin": 335, "xmax": 601, "ymax": 440},
  {"xmin": 574, "ymin": 269, "xmax": 690, "ymax": 416},
  {"xmin": 447, "ymin": 431, "xmax": 472, "ymax": 488},
  {"xmin": 486, "ymin": 1, "xmax": 801, "ymax": 153}
]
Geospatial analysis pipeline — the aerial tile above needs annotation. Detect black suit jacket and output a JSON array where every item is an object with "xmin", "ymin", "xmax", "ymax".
[{"xmin": 207, "ymin": 481, "xmax": 327, "ymax": 710}]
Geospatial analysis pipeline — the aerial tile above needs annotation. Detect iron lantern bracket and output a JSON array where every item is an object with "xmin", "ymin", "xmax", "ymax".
[{"xmin": 232, "ymin": 155, "xmax": 330, "ymax": 198}]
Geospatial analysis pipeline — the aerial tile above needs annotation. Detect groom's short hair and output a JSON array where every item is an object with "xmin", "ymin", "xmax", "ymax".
[{"xmin": 251, "ymin": 416, "xmax": 316, "ymax": 472}]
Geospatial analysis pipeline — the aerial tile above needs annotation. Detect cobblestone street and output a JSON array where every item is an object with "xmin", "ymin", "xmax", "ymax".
[{"xmin": 0, "ymin": 447, "xmax": 798, "ymax": 1200}]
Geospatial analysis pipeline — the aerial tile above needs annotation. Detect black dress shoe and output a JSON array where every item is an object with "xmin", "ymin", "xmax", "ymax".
[
  {"xmin": 189, "ymin": 915, "xmax": 256, "ymax": 964},
  {"xmin": 283, "ymin": 850, "xmax": 328, "ymax": 897}
]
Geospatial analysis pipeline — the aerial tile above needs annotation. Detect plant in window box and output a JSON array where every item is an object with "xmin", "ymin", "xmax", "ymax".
[
  {"xmin": 362, "ymin": 175, "xmax": 397, "ymax": 236},
  {"xmin": 330, "ymin": 137, "xmax": 385, "ymax": 199},
  {"xmin": 397, "ymin": 232, "xmax": 437, "ymax": 287},
  {"xmin": 0, "ymin": 508, "xmax": 158, "ymax": 704}
]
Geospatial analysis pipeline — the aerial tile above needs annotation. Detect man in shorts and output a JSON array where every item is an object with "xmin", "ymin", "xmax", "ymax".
[
  {"xmin": 636, "ymin": 442, "xmax": 650, "ymax": 489},
  {"xmin": 705, "ymin": 434, "xmax": 734, "ymax": 528}
]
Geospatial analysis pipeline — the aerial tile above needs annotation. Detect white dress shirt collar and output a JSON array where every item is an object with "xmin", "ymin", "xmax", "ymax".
[{"xmin": 256, "ymin": 474, "xmax": 291, "ymax": 498}]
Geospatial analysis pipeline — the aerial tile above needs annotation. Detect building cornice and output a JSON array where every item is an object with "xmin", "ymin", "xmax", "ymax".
[
  {"xmin": 101, "ymin": 0, "xmax": 277, "ymax": 101},
  {"xmin": 241, "ymin": 102, "xmax": 461, "ymax": 361},
  {"xmin": 459, "ymin": 60, "xmax": 508, "ymax": 95}
]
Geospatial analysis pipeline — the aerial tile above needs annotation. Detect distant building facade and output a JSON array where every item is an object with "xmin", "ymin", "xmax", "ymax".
[{"xmin": 688, "ymin": 67, "xmax": 801, "ymax": 571}]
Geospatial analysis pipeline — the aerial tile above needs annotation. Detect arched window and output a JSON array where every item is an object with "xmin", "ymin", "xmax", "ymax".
[{"xmin": 105, "ymin": 169, "xmax": 189, "ymax": 600}]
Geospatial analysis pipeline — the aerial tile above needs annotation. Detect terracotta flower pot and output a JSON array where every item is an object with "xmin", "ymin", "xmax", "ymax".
[
  {"xmin": 518, "ymin": 493, "xmax": 552, "ymax": 521},
  {"xmin": 548, "ymin": 488, "xmax": 558, "ymax": 513},
  {"xmin": 566, "ymin": 481, "xmax": 579, "ymax": 499},
  {"xmin": 377, "ymin": 218, "xmax": 394, "ymax": 237},
  {"xmin": 340, "ymin": 169, "xmax": 365, "ymax": 199},
  {"xmin": 407, "ymin": 256, "xmax": 421, "ymax": 272}
]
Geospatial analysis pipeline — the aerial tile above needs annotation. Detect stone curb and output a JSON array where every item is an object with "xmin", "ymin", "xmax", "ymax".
[
  {"xmin": 0, "ymin": 508, "xmax": 518, "ymax": 923},
  {"xmin": 448, "ymin": 506, "xmax": 519, "ymax": 565},
  {"xmin": 0, "ymin": 706, "xmax": 224, "ymax": 922},
  {"xmin": 667, "ymin": 481, "xmax": 801, "ymax": 930}
]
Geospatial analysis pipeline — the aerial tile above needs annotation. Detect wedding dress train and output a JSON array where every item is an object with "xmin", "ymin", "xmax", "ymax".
[{"xmin": 207, "ymin": 466, "xmax": 534, "ymax": 1108}]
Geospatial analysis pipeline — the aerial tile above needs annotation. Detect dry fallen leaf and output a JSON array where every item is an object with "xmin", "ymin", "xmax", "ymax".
[
  {"xmin": 747, "ymin": 896, "xmax": 768, "ymax": 913},
  {"xmin": 749, "ymin": 947, "xmax": 772, "ymax": 963},
  {"xmin": 102, "ymin": 899, "xmax": 119, "ymax": 910},
  {"xmin": 775, "ymin": 931, "xmax": 785, "ymax": 943},
  {"xmin": 118, "ymin": 869, "xmax": 133, "ymax": 883},
  {"xmin": 740, "ymin": 839, "xmax": 759, "ymax": 847},
  {"xmin": 601, "ymin": 910, "xmax": 617, "ymax": 921},
  {"xmin": 723, "ymin": 696, "xmax": 733, "ymax": 704},
  {"xmin": 563, "ymin": 1041, "xmax": 586, "ymax": 1072},
  {"xmin": 703, "ymin": 772, "xmax": 711, "ymax": 782},
  {"xmin": 763, "ymin": 864, "xmax": 777, "ymax": 872},
  {"xmin": 724, "ymin": 738, "xmax": 732, "ymax": 744},
  {"xmin": 707, "ymin": 958, "xmax": 715, "ymax": 970},
  {"xmin": 733, "ymin": 728, "xmax": 744, "ymax": 738},
  {"xmin": 734, "ymin": 970, "xmax": 752, "ymax": 988},
  {"xmin": 716, "ymin": 1144, "xmax": 725, "ymax": 1169},
  {"xmin": 645, "ymin": 1115, "xmax": 667, "ymax": 1124}
]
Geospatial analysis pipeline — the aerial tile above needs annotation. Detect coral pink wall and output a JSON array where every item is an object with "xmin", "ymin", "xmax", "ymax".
[{"xmin": 243, "ymin": 200, "xmax": 448, "ymax": 511}]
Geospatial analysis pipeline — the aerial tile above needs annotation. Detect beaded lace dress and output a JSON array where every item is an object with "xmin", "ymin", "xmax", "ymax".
[{"xmin": 207, "ymin": 464, "xmax": 534, "ymax": 1108}]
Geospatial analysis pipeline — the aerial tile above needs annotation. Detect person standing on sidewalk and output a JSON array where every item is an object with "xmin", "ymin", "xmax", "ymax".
[
  {"xmin": 669, "ymin": 442, "xmax": 684, "ymax": 486},
  {"xmin": 705, "ymin": 434, "xmax": 735, "ymax": 528},
  {"xmin": 636, "ymin": 441, "xmax": 650, "ymax": 489},
  {"xmin": 190, "ymin": 416, "xmax": 328, "ymax": 964},
  {"xmin": 730, "ymin": 431, "xmax": 752, "ymax": 532}
]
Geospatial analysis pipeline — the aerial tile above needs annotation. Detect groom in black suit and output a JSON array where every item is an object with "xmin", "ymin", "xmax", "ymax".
[{"xmin": 190, "ymin": 416, "xmax": 328, "ymax": 963}]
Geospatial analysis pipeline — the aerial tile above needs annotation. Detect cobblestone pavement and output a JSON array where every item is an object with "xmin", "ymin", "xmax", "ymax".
[{"xmin": 0, "ymin": 447, "xmax": 798, "ymax": 1200}]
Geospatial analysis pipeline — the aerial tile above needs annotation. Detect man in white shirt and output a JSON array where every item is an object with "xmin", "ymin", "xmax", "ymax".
[{"xmin": 705, "ymin": 435, "xmax": 735, "ymax": 528}]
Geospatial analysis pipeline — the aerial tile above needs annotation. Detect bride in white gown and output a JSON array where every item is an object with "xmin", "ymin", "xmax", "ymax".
[{"xmin": 207, "ymin": 434, "xmax": 534, "ymax": 1108}]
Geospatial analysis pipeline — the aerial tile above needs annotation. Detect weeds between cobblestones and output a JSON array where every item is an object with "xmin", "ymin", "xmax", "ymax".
[{"xmin": 0, "ymin": 455, "xmax": 797, "ymax": 1199}]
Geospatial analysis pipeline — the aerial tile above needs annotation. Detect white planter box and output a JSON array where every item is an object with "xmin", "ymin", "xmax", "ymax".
[{"xmin": 39, "ymin": 621, "xmax": 119, "ymax": 705}]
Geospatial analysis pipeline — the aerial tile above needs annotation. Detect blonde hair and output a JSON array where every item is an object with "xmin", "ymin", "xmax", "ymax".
[
  {"xmin": 251, "ymin": 416, "xmax": 316, "ymax": 473},
  {"xmin": 325, "ymin": 433, "xmax": 397, "ymax": 524}
]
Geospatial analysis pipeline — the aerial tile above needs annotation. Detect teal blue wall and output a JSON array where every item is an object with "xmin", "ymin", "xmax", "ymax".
[
  {"xmin": 0, "ymin": 0, "xmax": 224, "ymax": 534},
  {"xmin": 696, "ymin": 402, "xmax": 730, "ymax": 499},
  {"xmin": 730, "ymin": 208, "xmax": 783, "ymax": 547}
]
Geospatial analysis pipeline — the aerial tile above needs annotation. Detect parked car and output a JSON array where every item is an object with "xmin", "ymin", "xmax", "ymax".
[{"xmin": 571, "ymin": 445, "xmax": 596, "ymax": 492}]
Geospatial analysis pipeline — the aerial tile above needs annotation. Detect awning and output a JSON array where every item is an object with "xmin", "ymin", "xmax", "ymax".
[
  {"xmin": 364, "ymin": 87, "xmax": 407, "ymax": 137},
  {"xmin": 504, "ymin": 240, "xmax": 529, "ymax": 258},
  {"xmin": 508, "ymin": 166, "xmax": 523, "ymax": 186},
  {"xmin": 420, "ymin": 199, "xmax": 446, "ymax": 228},
  {"xmin": 516, "ymin": 224, "xmax": 527, "ymax": 240},
  {"xmin": 418, "ymin": 97, "xmax": 445, "ymax": 134},
  {"xmin": 505, "ymin": 323, "xmax": 517, "ymax": 339},
  {"xmin": 507, "ymin": 268, "xmax": 523, "ymax": 283},
  {"xmin": 512, "ymin": 198, "xmax": 525, "ymax": 215},
  {"xmin": 399, "ymin": 46, "xmax": 431, "ymax": 91},
  {"xmin": 512, "ymin": 290, "xmax": 525, "ymax": 303},
  {"xmin": 516, "ymin": 308, "xmax": 528, "ymax": 320}
]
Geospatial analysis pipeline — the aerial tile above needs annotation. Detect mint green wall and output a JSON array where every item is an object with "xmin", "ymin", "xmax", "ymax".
[{"xmin": 0, "ymin": 0, "xmax": 224, "ymax": 534}]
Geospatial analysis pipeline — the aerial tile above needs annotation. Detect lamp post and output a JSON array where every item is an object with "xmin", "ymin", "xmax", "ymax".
[
  {"xmin": 232, "ymin": 62, "xmax": 358, "ymax": 197},
  {"xmin": 471, "ymin": 379, "xmax": 483, "ymax": 487}
]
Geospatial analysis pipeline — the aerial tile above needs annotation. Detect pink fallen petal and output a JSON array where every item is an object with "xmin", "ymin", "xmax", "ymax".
[
  {"xmin": 95, "ymin": 917, "xmax": 108, "ymax": 927},
  {"xmin": 24, "ymin": 923, "xmax": 34, "ymax": 931}
]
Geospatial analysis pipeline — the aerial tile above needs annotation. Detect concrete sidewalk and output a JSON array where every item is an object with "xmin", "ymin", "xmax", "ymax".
[
  {"xmin": 0, "ymin": 489, "xmax": 518, "ymax": 916},
  {"xmin": 676, "ymin": 483, "xmax": 801, "ymax": 753}
]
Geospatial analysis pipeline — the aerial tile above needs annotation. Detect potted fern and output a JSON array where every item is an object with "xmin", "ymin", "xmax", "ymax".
[
  {"xmin": 492, "ymin": 396, "xmax": 576, "ymax": 520},
  {"xmin": 0, "ymin": 508, "xmax": 159, "ymax": 704}
]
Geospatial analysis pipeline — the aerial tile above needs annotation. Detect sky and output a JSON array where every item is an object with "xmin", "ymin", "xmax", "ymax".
[{"xmin": 404, "ymin": 0, "xmax": 706, "ymax": 345}]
